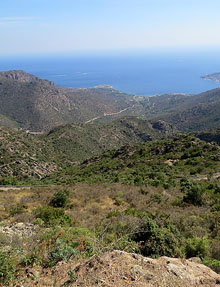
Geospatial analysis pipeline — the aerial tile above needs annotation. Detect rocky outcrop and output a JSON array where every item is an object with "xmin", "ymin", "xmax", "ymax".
[
  {"xmin": 0, "ymin": 222, "xmax": 35, "ymax": 240},
  {"xmin": 66, "ymin": 250, "xmax": 220, "ymax": 287},
  {"xmin": 15, "ymin": 250, "xmax": 220, "ymax": 286}
]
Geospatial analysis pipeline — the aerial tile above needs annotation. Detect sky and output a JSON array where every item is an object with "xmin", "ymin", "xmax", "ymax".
[{"xmin": 1, "ymin": 0, "xmax": 220, "ymax": 55}]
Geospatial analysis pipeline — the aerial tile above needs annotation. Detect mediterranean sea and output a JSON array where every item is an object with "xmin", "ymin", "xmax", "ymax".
[{"xmin": 0, "ymin": 50, "xmax": 220, "ymax": 96}]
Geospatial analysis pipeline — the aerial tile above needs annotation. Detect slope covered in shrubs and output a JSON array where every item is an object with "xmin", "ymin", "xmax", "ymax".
[{"xmin": 0, "ymin": 134, "xmax": 220, "ymax": 285}]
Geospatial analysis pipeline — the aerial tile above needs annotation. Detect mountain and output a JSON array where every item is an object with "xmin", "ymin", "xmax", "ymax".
[
  {"xmin": 43, "ymin": 117, "xmax": 172, "ymax": 164},
  {"xmin": 0, "ymin": 70, "xmax": 138, "ymax": 131},
  {"xmin": 0, "ymin": 117, "xmax": 171, "ymax": 182},
  {"xmin": 46, "ymin": 134, "xmax": 220, "ymax": 185},
  {"xmin": 143, "ymin": 88, "xmax": 220, "ymax": 131},
  {"xmin": 1, "ymin": 70, "xmax": 220, "ymax": 132}
]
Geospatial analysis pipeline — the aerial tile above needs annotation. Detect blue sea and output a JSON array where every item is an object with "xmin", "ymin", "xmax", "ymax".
[{"xmin": 0, "ymin": 50, "xmax": 220, "ymax": 96}]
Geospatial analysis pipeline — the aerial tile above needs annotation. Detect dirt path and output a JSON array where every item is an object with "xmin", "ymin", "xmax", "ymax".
[
  {"xmin": 190, "ymin": 172, "xmax": 220, "ymax": 181},
  {"xmin": 85, "ymin": 106, "xmax": 134, "ymax": 124}
]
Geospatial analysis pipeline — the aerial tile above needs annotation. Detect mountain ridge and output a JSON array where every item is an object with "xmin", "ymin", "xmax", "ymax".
[{"xmin": 1, "ymin": 70, "xmax": 220, "ymax": 132}]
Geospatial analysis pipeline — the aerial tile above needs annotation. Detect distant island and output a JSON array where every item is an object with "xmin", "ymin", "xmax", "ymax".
[{"xmin": 201, "ymin": 72, "xmax": 220, "ymax": 82}]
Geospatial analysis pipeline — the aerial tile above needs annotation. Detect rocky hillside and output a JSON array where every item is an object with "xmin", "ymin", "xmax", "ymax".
[
  {"xmin": 44, "ymin": 117, "xmax": 172, "ymax": 165},
  {"xmin": 145, "ymin": 88, "xmax": 220, "ymax": 131},
  {"xmin": 0, "ymin": 117, "xmax": 171, "ymax": 183},
  {"xmin": 1, "ymin": 70, "xmax": 220, "ymax": 132},
  {"xmin": 0, "ymin": 127, "xmax": 58, "ymax": 182},
  {"xmin": 0, "ymin": 70, "xmax": 137, "ymax": 131},
  {"xmin": 48, "ymin": 134, "xmax": 220, "ymax": 185}
]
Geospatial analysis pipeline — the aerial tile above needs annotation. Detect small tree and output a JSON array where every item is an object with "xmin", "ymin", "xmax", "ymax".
[
  {"xmin": 50, "ymin": 190, "xmax": 69, "ymax": 208},
  {"xmin": 182, "ymin": 181, "xmax": 204, "ymax": 206}
]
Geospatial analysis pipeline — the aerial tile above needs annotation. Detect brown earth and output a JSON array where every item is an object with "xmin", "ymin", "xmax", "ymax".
[{"xmin": 19, "ymin": 251, "xmax": 220, "ymax": 287}]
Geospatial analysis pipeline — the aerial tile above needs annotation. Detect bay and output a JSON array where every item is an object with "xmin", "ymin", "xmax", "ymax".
[{"xmin": 0, "ymin": 50, "xmax": 220, "ymax": 96}]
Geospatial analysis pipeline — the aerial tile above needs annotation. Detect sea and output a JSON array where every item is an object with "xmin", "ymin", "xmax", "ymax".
[{"xmin": 0, "ymin": 50, "xmax": 220, "ymax": 96}]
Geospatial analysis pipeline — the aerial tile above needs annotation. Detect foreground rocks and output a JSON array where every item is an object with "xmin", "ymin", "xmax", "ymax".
[
  {"xmin": 66, "ymin": 251, "xmax": 220, "ymax": 287},
  {"xmin": 16, "ymin": 250, "xmax": 220, "ymax": 286}
]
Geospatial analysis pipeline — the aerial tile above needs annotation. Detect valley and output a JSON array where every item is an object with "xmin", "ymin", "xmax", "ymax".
[{"xmin": 0, "ymin": 70, "xmax": 220, "ymax": 286}]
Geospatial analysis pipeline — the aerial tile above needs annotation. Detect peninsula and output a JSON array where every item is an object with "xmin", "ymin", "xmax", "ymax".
[{"xmin": 201, "ymin": 72, "xmax": 220, "ymax": 82}]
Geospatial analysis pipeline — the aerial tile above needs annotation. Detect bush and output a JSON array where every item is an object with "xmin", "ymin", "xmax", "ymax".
[
  {"xmin": 0, "ymin": 250, "xmax": 17, "ymax": 285},
  {"xmin": 134, "ymin": 176, "xmax": 143, "ymax": 186},
  {"xmin": 47, "ymin": 238, "xmax": 78, "ymax": 266},
  {"xmin": 182, "ymin": 180, "xmax": 204, "ymax": 206},
  {"xmin": 0, "ymin": 175, "xmax": 18, "ymax": 185},
  {"xmin": 36, "ymin": 227, "xmax": 94, "ymax": 267},
  {"xmin": 150, "ymin": 193, "xmax": 162, "ymax": 204},
  {"xmin": 114, "ymin": 197, "xmax": 123, "ymax": 206},
  {"xmin": 203, "ymin": 258, "xmax": 220, "ymax": 274},
  {"xmin": 33, "ymin": 206, "xmax": 73, "ymax": 226},
  {"xmin": 185, "ymin": 237, "xmax": 209, "ymax": 259},
  {"xmin": 50, "ymin": 190, "xmax": 69, "ymax": 208},
  {"xmin": 8, "ymin": 204, "xmax": 26, "ymax": 217},
  {"xmin": 132, "ymin": 217, "xmax": 180, "ymax": 258}
]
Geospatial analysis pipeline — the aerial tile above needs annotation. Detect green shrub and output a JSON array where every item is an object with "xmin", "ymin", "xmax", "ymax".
[
  {"xmin": 0, "ymin": 250, "xmax": 18, "ymax": 285},
  {"xmin": 214, "ymin": 185, "xmax": 220, "ymax": 194},
  {"xmin": 134, "ymin": 176, "xmax": 143, "ymax": 186},
  {"xmin": 185, "ymin": 237, "xmax": 209, "ymax": 259},
  {"xmin": 21, "ymin": 253, "xmax": 41, "ymax": 267},
  {"xmin": 33, "ymin": 206, "xmax": 73, "ymax": 226},
  {"xmin": 132, "ymin": 217, "xmax": 180, "ymax": 258},
  {"xmin": 50, "ymin": 190, "xmax": 69, "ymax": 208},
  {"xmin": 47, "ymin": 238, "xmax": 78, "ymax": 266},
  {"xmin": 38, "ymin": 227, "xmax": 94, "ymax": 267},
  {"xmin": 138, "ymin": 188, "xmax": 148, "ymax": 195},
  {"xmin": 0, "ymin": 175, "xmax": 18, "ymax": 185},
  {"xmin": 182, "ymin": 180, "xmax": 204, "ymax": 206},
  {"xmin": 171, "ymin": 198, "xmax": 183, "ymax": 207},
  {"xmin": 150, "ymin": 193, "xmax": 162, "ymax": 204},
  {"xmin": 203, "ymin": 258, "xmax": 220, "ymax": 274}
]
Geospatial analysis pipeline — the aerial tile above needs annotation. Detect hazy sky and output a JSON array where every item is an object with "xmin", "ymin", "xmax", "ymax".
[{"xmin": 1, "ymin": 0, "xmax": 220, "ymax": 55}]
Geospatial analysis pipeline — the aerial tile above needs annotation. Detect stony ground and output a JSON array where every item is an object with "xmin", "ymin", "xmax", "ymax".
[{"xmin": 18, "ymin": 251, "xmax": 220, "ymax": 287}]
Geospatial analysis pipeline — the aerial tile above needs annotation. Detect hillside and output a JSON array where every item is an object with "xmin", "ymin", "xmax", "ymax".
[
  {"xmin": 0, "ymin": 70, "xmax": 138, "ymax": 131},
  {"xmin": 1, "ymin": 70, "xmax": 220, "ymax": 133},
  {"xmin": 194, "ymin": 128, "xmax": 220, "ymax": 145},
  {"xmin": 0, "ymin": 117, "xmax": 171, "ymax": 183},
  {"xmin": 144, "ymin": 88, "xmax": 220, "ymax": 131},
  {"xmin": 0, "ymin": 127, "xmax": 58, "ymax": 183},
  {"xmin": 47, "ymin": 134, "xmax": 220, "ymax": 185},
  {"xmin": 0, "ymin": 135, "xmax": 220, "ymax": 285},
  {"xmin": 43, "ymin": 117, "xmax": 172, "ymax": 165}
]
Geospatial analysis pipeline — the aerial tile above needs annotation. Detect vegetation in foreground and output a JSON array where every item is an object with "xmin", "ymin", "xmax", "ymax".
[{"xmin": 0, "ymin": 134, "xmax": 219, "ymax": 285}]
